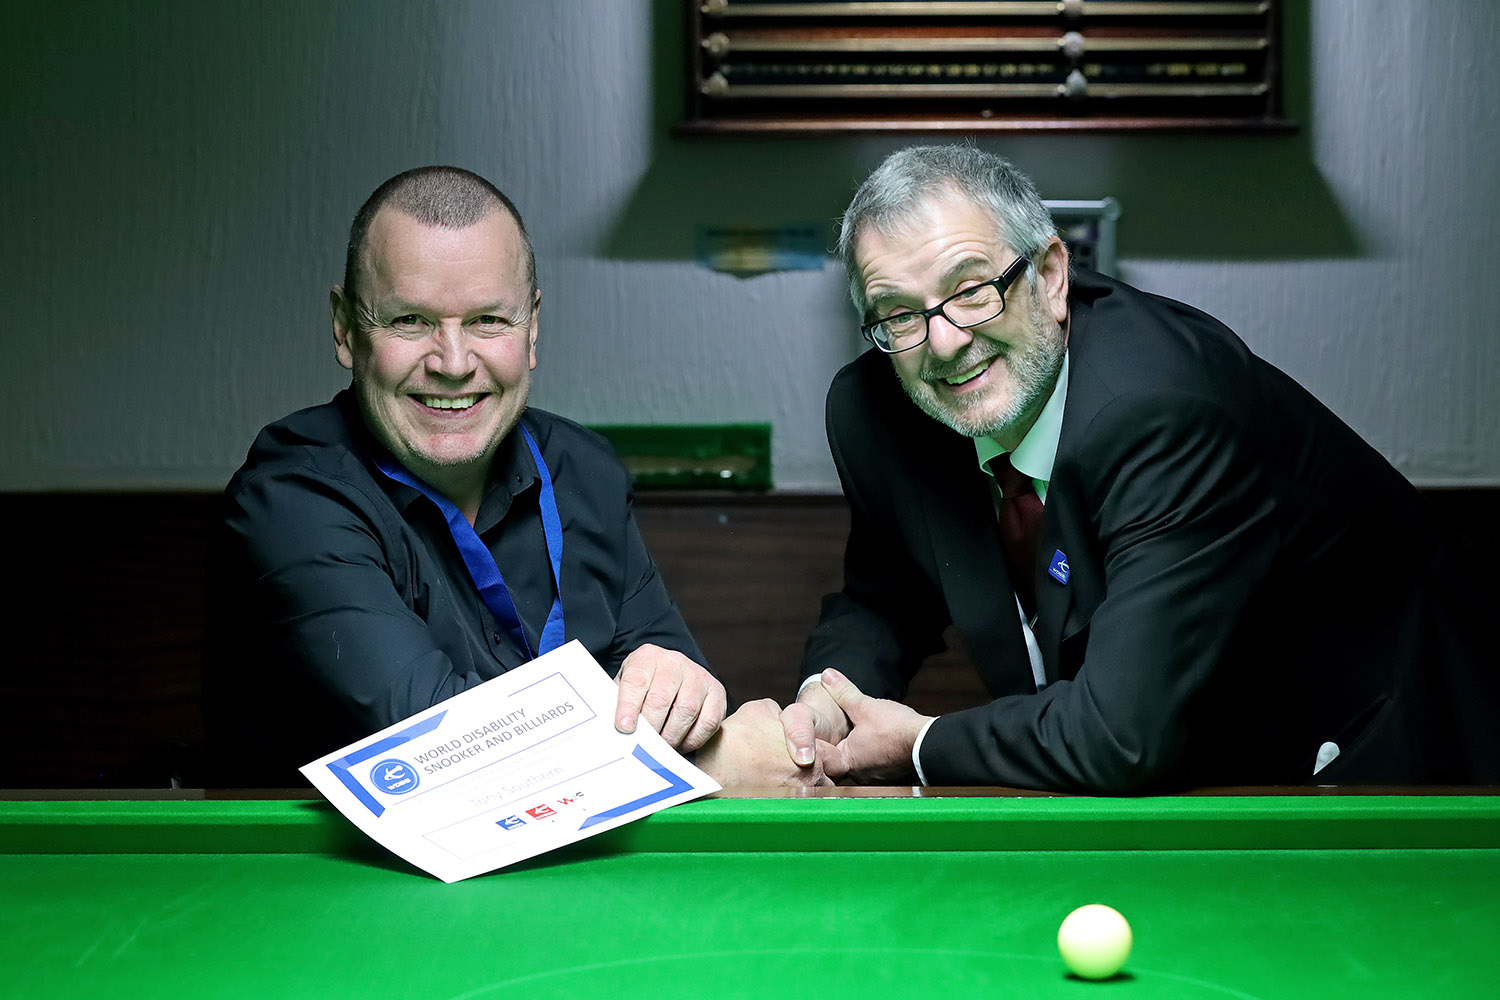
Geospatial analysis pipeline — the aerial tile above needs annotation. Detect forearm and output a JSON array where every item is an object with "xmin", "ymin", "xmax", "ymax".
[
  {"xmin": 800, "ymin": 590, "xmax": 944, "ymax": 700},
  {"xmin": 218, "ymin": 477, "xmax": 493, "ymax": 734}
]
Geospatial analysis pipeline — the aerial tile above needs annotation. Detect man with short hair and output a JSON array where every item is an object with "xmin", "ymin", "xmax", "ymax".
[
  {"xmin": 205, "ymin": 166, "xmax": 821, "ymax": 789},
  {"xmin": 783, "ymin": 145, "xmax": 1499, "ymax": 793}
]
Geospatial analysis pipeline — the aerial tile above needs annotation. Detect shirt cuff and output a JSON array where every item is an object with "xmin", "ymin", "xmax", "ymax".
[
  {"xmin": 795, "ymin": 673, "xmax": 824, "ymax": 700},
  {"xmin": 911, "ymin": 715, "xmax": 939, "ymax": 786}
]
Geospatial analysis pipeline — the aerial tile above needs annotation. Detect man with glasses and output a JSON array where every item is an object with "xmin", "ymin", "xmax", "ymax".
[
  {"xmin": 782, "ymin": 145, "xmax": 1498, "ymax": 792},
  {"xmin": 204, "ymin": 166, "xmax": 827, "ymax": 789}
]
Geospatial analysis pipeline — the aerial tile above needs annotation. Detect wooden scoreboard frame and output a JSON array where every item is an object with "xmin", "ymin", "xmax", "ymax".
[{"xmin": 678, "ymin": 0, "xmax": 1294, "ymax": 134}]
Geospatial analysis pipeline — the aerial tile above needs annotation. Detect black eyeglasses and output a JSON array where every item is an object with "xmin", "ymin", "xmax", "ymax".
[{"xmin": 861, "ymin": 256, "xmax": 1031, "ymax": 354}]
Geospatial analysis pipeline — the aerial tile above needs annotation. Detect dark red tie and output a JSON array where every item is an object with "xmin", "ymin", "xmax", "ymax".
[{"xmin": 988, "ymin": 453, "xmax": 1044, "ymax": 618}]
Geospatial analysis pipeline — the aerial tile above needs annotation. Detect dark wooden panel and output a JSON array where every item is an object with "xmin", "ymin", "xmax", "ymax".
[
  {"xmin": 636, "ymin": 494, "xmax": 993, "ymax": 715},
  {"xmin": 1, "ymin": 493, "xmax": 216, "ymax": 787},
  {"xmin": 637, "ymin": 496, "xmax": 848, "ymax": 705}
]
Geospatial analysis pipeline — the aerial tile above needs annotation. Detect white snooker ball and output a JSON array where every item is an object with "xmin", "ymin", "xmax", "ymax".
[{"xmin": 1057, "ymin": 903, "xmax": 1133, "ymax": 980}]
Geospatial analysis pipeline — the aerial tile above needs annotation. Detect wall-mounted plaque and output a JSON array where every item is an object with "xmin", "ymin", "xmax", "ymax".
[{"xmin": 679, "ymin": 0, "xmax": 1293, "ymax": 133}]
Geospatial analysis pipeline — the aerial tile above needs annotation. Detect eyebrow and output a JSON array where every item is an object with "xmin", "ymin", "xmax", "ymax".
[
  {"xmin": 866, "ymin": 255, "xmax": 996, "ymax": 314},
  {"xmin": 939, "ymin": 255, "xmax": 998, "ymax": 287},
  {"xmin": 371, "ymin": 297, "xmax": 523, "ymax": 320}
]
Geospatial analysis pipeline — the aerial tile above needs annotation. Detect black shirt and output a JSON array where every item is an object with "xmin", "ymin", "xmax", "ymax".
[{"xmin": 203, "ymin": 390, "xmax": 704, "ymax": 786}]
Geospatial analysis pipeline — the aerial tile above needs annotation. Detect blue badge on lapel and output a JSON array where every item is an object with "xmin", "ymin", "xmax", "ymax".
[{"xmin": 1048, "ymin": 549, "xmax": 1071, "ymax": 585}]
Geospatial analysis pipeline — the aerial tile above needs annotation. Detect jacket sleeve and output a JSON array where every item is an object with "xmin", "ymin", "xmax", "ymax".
[
  {"xmin": 215, "ymin": 466, "xmax": 489, "ymax": 737},
  {"xmin": 919, "ymin": 390, "xmax": 1279, "ymax": 793},
  {"xmin": 799, "ymin": 365, "xmax": 952, "ymax": 701}
]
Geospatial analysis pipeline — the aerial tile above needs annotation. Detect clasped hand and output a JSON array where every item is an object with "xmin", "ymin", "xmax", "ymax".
[
  {"xmin": 611, "ymin": 645, "xmax": 829, "ymax": 788},
  {"xmin": 612, "ymin": 649, "xmax": 931, "ymax": 788},
  {"xmin": 780, "ymin": 669, "xmax": 934, "ymax": 785}
]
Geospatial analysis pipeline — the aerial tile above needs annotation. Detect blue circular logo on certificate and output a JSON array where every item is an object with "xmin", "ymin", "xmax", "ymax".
[{"xmin": 371, "ymin": 759, "xmax": 419, "ymax": 795}]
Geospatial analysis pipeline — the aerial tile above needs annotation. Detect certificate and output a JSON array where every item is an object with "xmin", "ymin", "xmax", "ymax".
[{"xmin": 300, "ymin": 640, "xmax": 720, "ymax": 882}]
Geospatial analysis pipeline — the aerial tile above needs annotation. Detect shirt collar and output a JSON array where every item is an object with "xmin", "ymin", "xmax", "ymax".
[
  {"xmin": 974, "ymin": 350, "xmax": 1069, "ymax": 501},
  {"xmin": 355, "ymin": 396, "xmax": 540, "ymax": 529},
  {"xmin": 473, "ymin": 412, "xmax": 540, "ymax": 531}
]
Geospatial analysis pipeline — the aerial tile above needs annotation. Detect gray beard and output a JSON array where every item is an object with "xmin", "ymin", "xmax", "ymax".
[{"xmin": 898, "ymin": 302, "xmax": 1065, "ymax": 440}]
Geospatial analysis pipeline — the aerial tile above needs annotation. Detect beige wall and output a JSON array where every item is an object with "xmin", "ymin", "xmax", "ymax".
[{"xmin": 4, "ymin": 1, "xmax": 1496, "ymax": 490}]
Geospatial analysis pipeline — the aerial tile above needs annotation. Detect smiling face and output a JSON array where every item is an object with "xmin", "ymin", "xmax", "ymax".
[
  {"xmin": 856, "ymin": 192, "xmax": 1071, "ymax": 449},
  {"xmin": 331, "ymin": 205, "xmax": 538, "ymax": 514}
]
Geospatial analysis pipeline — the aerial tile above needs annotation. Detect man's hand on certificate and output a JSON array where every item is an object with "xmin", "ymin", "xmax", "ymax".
[
  {"xmin": 694, "ymin": 699, "xmax": 833, "ymax": 789},
  {"xmin": 815, "ymin": 669, "xmax": 932, "ymax": 785},
  {"xmin": 613, "ymin": 644, "xmax": 727, "ymax": 752}
]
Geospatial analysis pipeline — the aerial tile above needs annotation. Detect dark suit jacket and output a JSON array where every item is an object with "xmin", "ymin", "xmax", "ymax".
[{"xmin": 803, "ymin": 270, "xmax": 1500, "ymax": 792}]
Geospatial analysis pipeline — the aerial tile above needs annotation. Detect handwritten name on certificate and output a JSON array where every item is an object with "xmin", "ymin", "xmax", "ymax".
[{"xmin": 300, "ymin": 640, "xmax": 721, "ymax": 882}]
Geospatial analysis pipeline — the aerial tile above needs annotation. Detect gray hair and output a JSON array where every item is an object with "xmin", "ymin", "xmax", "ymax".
[
  {"xmin": 344, "ymin": 165, "xmax": 536, "ymax": 302},
  {"xmin": 836, "ymin": 145, "xmax": 1057, "ymax": 314}
]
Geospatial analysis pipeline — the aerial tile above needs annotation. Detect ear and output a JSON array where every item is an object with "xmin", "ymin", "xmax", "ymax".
[
  {"xmin": 1038, "ymin": 236, "xmax": 1071, "ymax": 325},
  {"xmin": 330, "ymin": 286, "xmax": 355, "ymax": 371},
  {"xmin": 527, "ymin": 288, "xmax": 541, "ymax": 371}
]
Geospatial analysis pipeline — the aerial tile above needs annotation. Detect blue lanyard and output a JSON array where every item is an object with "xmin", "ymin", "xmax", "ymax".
[{"xmin": 376, "ymin": 426, "xmax": 565, "ymax": 659}]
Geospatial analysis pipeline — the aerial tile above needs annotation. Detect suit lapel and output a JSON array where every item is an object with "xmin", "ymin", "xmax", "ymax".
[
  {"xmin": 1033, "ymin": 499, "xmax": 1094, "ymax": 683},
  {"xmin": 1034, "ymin": 290, "xmax": 1111, "ymax": 683},
  {"xmin": 919, "ymin": 448, "xmax": 1039, "ymax": 698}
]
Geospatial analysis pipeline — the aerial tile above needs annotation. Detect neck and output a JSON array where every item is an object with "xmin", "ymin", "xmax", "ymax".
[
  {"xmin": 992, "ymin": 410, "xmax": 1040, "ymax": 455},
  {"xmin": 444, "ymin": 482, "xmax": 485, "ymax": 527},
  {"xmin": 993, "ymin": 311, "xmax": 1069, "ymax": 452},
  {"xmin": 418, "ymin": 466, "xmax": 486, "ymax": 526}
]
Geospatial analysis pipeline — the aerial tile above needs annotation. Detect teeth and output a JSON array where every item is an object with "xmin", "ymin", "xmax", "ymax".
[
  {"xmin": 944, "ymin": 362, "xmax": 990, "ymax": 386},
  {"xmin": 421, "ymin": 395, "xmax": 478, "ymax": 410}
]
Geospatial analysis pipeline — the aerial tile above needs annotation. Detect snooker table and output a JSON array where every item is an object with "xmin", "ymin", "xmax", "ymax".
[{"xmin": 2, "ymin": 790, "xmax": 1497, "ymax": 999}]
